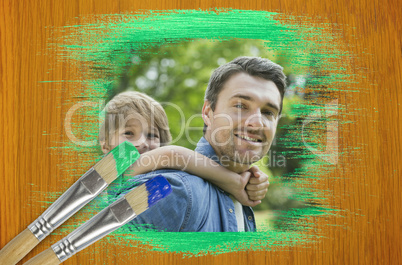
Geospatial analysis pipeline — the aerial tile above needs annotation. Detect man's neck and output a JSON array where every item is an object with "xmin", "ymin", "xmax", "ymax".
[{"xmin": 222, "ymin": 160, "xmax": 250, "ymax": 174}]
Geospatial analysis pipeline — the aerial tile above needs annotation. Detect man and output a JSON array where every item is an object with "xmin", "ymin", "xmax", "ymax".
[{"xmin": 125, "ymin": 56, "xmax": 286, "ymax": 232}]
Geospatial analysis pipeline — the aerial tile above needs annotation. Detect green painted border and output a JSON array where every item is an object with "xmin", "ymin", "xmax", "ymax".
[{"xmin": 44, "ymin": 8, "xmax": 354, "ymax": 256}]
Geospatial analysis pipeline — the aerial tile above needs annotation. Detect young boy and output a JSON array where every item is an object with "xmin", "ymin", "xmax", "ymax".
[{"xmin": 99, "ymin": 91, "xmax": 269, "ymax": 207}]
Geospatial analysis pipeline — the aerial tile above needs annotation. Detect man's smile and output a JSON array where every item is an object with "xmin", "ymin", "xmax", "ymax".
[{"xmin": 234, "ymin": 132, "xmax": 264, "ymax": 145}]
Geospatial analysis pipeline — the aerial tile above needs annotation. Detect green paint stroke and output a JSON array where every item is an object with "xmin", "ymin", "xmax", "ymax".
[
  {"xmin": 108, "ymin": 141, "xmax": 140, "ymax": 176},
  {"xmin": 41, "ymin": 8, "xmax": 357, "ymax": 255}
]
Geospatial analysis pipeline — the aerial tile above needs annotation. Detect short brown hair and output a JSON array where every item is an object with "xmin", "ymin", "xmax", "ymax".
[
  {"xmin": 99, "ymin": 91, "xmax": 171, "ymax": 146},
  {"xmin": 205, "ymin": 56, "xmax": 287, "ymax": 113}
]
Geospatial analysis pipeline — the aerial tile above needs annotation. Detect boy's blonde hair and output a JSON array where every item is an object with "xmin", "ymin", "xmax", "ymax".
[{"xmin": 99, "ymin": 91, "xmax": 172, "ymax": 147}]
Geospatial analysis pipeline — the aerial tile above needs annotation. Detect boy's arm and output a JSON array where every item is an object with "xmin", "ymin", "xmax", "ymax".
[{"xmin": 126, "ymin": 146, "xmax": 268, "ymax": 207}]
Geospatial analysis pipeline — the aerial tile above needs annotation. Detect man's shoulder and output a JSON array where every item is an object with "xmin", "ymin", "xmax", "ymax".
[
  {"xmin": 125, "ymin": 170, "xmax": 211, "ymax": 232},
  {"xmin": 129, "ymin": 169, "xmax": 209, "ymax": 189},
  {"xmin": 129, "ymin": 169, "xmax": 214, "ymax": 211}
]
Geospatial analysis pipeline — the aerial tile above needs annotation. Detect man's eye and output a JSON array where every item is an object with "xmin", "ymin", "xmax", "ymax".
[
  {"xmin": 262, "ymin": 110, "xmax": 274, "ymax": 116},
  {"xmin": 234, "ymin": 104, "xmax": 245, "ymax": 109}
]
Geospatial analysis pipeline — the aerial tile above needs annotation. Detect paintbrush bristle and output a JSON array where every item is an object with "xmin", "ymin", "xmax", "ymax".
[
  {"xmin": 125, "ymin": 176, "xmax": 172, "ymax": 215},
  {"xmin": 93, "ymin": 153, "xmax": 118, "ymax": 184},
  {"xmin": 94, "ymin": 141, "xmax": 139, "ymax": 184}
]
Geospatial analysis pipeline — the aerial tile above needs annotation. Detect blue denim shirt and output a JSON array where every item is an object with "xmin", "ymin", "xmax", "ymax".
[{"xmin": 119, "ymin": 137, "xmax": 256, "ymax": 232}]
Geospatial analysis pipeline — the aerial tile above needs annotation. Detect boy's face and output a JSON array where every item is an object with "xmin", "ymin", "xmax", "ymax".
[{"xmin": 102, "ymin": 114, "xmax": 160, "ymax": 154}]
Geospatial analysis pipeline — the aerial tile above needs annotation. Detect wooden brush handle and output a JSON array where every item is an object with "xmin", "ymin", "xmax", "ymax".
[
  {"xmin": 0, "ymin": 228, "xmax": 40, "ymax": 265},
  {"xmin": 24, "ymin": 248, "xmax": 61, "ymax": 265}
]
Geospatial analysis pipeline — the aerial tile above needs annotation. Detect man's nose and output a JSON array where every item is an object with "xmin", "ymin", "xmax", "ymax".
[{"xmin": 245, "ymin": 109, "xmax": 264, "ymax": 128}]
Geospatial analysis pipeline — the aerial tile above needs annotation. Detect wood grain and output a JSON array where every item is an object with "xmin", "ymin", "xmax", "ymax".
[{"xmin": 0, "ymin": 0, "xmax": 400, "ymax": 264}]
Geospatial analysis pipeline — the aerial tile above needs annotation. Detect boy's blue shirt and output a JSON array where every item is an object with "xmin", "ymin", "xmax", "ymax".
[{"xmin": 117, "ymin": 137, "xmax": 257, "ymax": 232}]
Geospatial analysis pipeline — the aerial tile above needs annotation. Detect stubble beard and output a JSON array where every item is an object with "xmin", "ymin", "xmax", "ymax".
[{"xmin": 213, "ymin": 130, "xmax": 267, "ymax": 167}]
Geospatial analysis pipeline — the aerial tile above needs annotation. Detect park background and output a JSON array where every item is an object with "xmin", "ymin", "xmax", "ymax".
[
  {"xmin": 108, "ymin": 38, "xmax": 312, "ymax": 227},
  {"xmin": 0, "ymin": 1, "xmax": 400, "ymax": 265}
]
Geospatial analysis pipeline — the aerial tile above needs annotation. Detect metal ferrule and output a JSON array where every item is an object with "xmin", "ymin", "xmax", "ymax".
[
  {"xmin": 28, "ymin": 167, "xmax": 108, "ymax": 241},
  {"xmin": 51, "ymin": 197, "xmax": 137, "ymax": 262}
]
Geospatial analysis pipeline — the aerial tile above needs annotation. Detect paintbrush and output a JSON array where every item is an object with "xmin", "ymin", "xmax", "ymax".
[
  {"xmin": 0, "ymin": 141, "xmax": 140, "ymax": 265},
  {"xmin": 24, "ymin": 176, "xmax": 171, "ymax": 265}
]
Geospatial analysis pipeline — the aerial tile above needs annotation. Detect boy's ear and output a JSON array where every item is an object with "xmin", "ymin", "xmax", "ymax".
[
  {"xmin": 202, "ymin": 101, "xmax": 213, "ymax": 126},
  {"xmin": 100, "ymin": 141, "xmax": 110, "ymax": 154}
]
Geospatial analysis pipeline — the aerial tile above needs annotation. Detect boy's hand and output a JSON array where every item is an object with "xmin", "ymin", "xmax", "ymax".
[
  {"xmin": 231, "ymin": 166, "xmax": 269, "ymax": 207},
  {"xmin": 232, "ymin": 171, "xmax": 260, "ymax": 207},
  {"xmin": 216, "ymin": 166, "xmax": 269, "ymax": 207},
  {"xmin": 245, "ymin": 166, "xmax": 269, "ymax": 202}
]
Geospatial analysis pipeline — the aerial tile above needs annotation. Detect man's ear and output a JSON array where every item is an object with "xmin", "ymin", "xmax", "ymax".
[
  {"xmin": 202, "ymin": 101, "xmax": 213, "ymax": 126},
  {"xmin": 100, "ymin": 141, "xmax": 110, "ymax": 154}
]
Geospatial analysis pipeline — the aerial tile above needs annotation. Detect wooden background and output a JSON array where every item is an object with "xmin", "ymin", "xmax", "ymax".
[{"xmin": 0, "ymin": 0, "xmax": 400, "ymax": 264}]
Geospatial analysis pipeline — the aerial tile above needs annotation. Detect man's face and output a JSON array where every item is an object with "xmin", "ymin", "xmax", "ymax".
[
  {"xmin": 203, "ymin": 72, "xmax": 281, "ymax": 171},
  {"xmin": 102, "ymin": 113, "xmax": 161, "ymax": 155}
]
